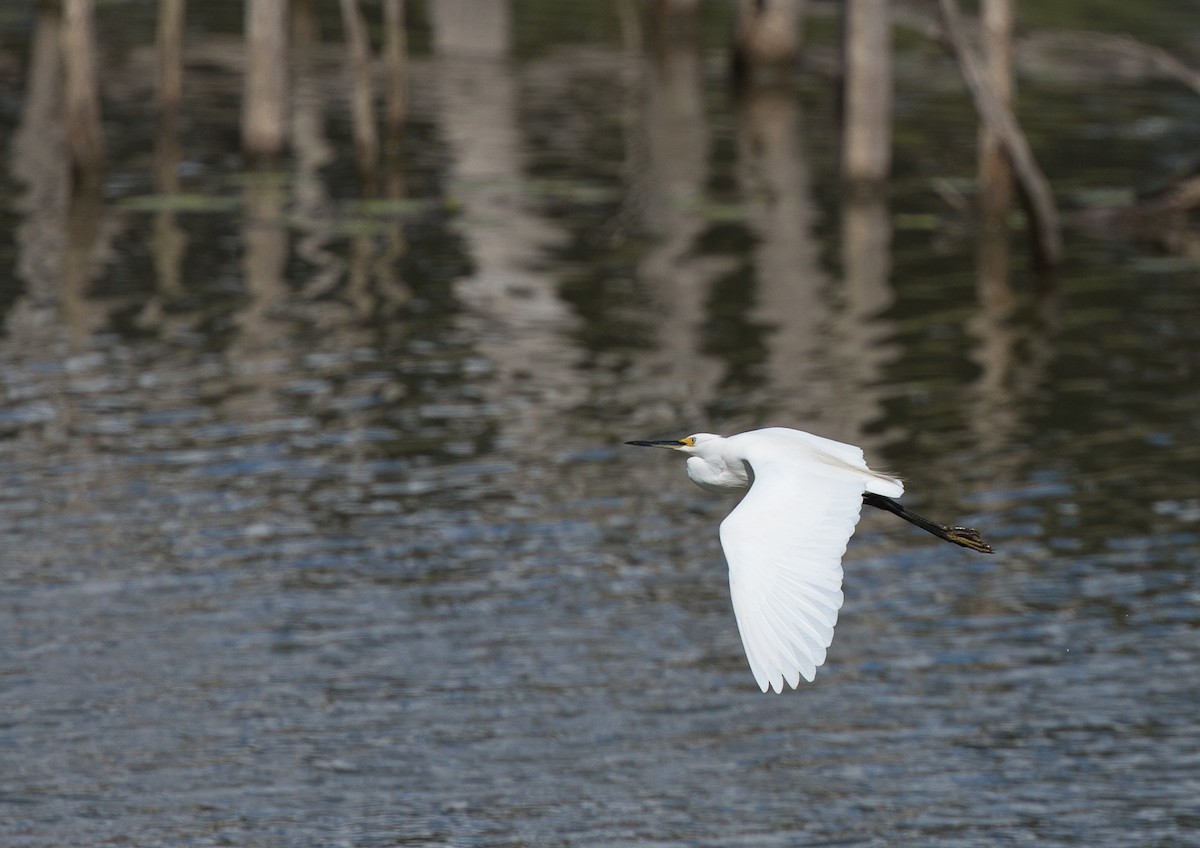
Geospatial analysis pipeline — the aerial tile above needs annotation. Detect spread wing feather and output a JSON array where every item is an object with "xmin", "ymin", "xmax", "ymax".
[{"xmin": 719, "ymin": 450, "xmax": 873, "ymax": 693}]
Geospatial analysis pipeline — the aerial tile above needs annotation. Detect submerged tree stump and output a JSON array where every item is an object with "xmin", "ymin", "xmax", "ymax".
[
  {"xmin": 977, "ymin": 0, "xmax": 1014, "ymax": 222},
  {"xmin": 842, "ymin": 0, "xmax": 892, "ymax": 189},
  {"xmin": 732, "ymin": 0, "xmax": 802, "ymax": 85},
  {"xmin": 156, "ymin": 0, "xmax": 186, "ymax": 117},
  {"xmin": 339, "ymin": 0, "xmax": 378, "ymax": 184},
  {"xmin": 242, "ymin": 0, "xmax": 289, "ymax": 162},
  {"xmin": 383, "ymin": 0, "xmax": 408, "ymax": 136},
  {"xmin": 62, "ymin": 0, "xmax": 105, "ymax": 182}
]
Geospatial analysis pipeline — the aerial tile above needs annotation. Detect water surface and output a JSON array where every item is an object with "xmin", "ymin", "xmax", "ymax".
[{"xmin": 2, "ymin": 3, "xmax": 1199, "ymax": 846}]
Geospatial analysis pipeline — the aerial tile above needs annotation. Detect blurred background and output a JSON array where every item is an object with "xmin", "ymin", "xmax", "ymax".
[{"xmin": 2, "ymin": 1, "xmax": 1199, "ymax": 845}]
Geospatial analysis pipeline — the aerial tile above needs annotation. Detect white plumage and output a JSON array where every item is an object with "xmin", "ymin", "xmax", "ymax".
[
  {"xmin": 627, "ymin": 427, "xmax": 919, "ymax": 693},
  {"xmin": 718, "ymin": 429, "xmax": 902, "ymax": 692}
]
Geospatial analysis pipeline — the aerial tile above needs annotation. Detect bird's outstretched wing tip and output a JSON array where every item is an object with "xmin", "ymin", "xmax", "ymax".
[{"xmin": 751, "ymin": 660, "xmax": 824, "ymax": 693}]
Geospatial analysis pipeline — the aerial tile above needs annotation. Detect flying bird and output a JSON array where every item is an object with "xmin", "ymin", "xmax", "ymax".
[{"xmin": 627, "ymin": 427, "xmax": 992, "ymax": 693}]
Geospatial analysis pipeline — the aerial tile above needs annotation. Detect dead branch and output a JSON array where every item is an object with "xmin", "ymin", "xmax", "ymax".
[
  {"xmin": 937, "ymin": 0, "xmax": 1063, "ymax": 266},
  {"xmin": 1022, "ymin": 30, "xmax": 1200, "ymax": 97}
]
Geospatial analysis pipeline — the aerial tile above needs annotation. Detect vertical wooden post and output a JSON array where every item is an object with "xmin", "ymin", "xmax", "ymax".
[
  {"xmin": 842, "ymin": 0, "xmax": 891, "ymax": 189},
  {"xmin": 62, "ymin": 0, "xmax": 105, "ymax": 181},
  {"xmin": 338, "ymin": 0, "xmax": 378, "ymax": 183},
  {"xmin": 243, "ymin": 0, "xmax": 289, "ymax": 163},
  {"xmin": 383, "ymin": 0, "xmax": 407, "ymax": 137}
]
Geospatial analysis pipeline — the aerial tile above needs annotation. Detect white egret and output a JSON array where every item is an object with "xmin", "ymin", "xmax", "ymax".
[{"xmin": 627, "ymin": 427, "xmax": 992, "ymax": 693}]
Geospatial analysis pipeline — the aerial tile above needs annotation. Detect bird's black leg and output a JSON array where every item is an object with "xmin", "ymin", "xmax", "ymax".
[{"xmin": 862, "ymin": 492, "xmax": 994, "ymax": 554}]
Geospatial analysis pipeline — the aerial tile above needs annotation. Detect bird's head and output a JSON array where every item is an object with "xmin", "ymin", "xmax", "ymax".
[{"xmin": 625, "ymin": 433, "xmax": 723, "ymax": 455}]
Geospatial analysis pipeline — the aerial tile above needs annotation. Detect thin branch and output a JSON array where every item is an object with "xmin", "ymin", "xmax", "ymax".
[{"xmin": 1034, "ymin": 30, "xmax": 1200, "ymax": 98}]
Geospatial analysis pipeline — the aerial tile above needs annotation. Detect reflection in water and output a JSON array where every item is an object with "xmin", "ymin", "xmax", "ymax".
[
  {"xmin": 631, "ymin": 6, "xmax": 725, "ymax": 426},
  {"xmin": 2, "ymin": 5, "xmax": 1200, "ymax": 847},
  {"xmin": 11, "ymin": 6, "xmax": 69, "ymax": 328},
  {"xmin": 291, "ymin": 0, "xmax": 341, "ymax": 301},
  {"xmin": 432, "ymin": 2, "xmax": 586, "ymax": 457},
  {"xmin": 734, "ymin": 83, "xmax": 828, "ymax": 421},
  {"xmin": 149, "ymin": 116, "xmax": 187, "ymax": 311},
  {"xmin": 836, "ymin": 193, "xmax": 897, "ymax": 443}
]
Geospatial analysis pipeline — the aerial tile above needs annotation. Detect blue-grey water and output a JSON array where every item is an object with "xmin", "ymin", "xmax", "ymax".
[{"xmin": 2, "ymin": 3, "xmax": 1200, "ymax": 846}]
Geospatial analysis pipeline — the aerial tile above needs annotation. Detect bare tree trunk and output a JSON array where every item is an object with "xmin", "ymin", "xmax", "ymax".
[
  {"xmin": 842, "ymin": 0, "xmax": 891, "ymax": 189},
  {"xmin": 338, "ymin": 0, "xmax": 378, "ymax": 186},
  {"xmin": 62, "ymin": 0, "xmax": 105, "ymax": 182},
  {"xmin": 938, "ymin": 0, "xmax": 1061, "ymax": 266},
  {"xmin": 153, "ymin": 0, "xmax": 186, "ymax": 304},
  {"xmin": 383, "ymin": 0, "xmax": 407, "ymax": 136},
  {"xmin": 732, "ymin": 0, "xmax": 802, "ymax": 85},
  {"xmin": 977, "ymin": 0, "xmax": 1013, "ymax": 221},
  {"xmin": 156, "ymin": 0, "xmax": 186, "ymax": 117},
  {"xmin": 243, "ymin": 0, "xmax": 289, "ymax": 162}
]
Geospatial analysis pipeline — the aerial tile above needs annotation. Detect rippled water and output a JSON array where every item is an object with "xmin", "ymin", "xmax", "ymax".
[{"xmin": 3, "ymin": 3, "xmax": 1200, "ymax": 846}]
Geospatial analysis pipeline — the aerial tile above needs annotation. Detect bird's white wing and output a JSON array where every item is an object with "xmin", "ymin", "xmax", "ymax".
[
  {"xmin": 719, "ymin": 455, "xmax": 867, "ymax": 693},
  {"xmin": 753, "ymin": 427, "xmax": 903, "ymax": 498}
]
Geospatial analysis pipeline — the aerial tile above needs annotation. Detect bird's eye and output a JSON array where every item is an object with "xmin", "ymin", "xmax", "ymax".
[{"xmin": 680, "ymin": 436, "xmax": 696, "ymax": 447}]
